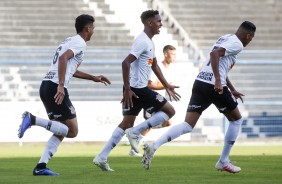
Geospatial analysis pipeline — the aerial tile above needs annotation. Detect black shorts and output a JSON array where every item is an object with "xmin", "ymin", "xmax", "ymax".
[
  {"xmin": 39, "ymin": 80, "xmax": 76, "ymax": 121},
  {"xmin": 187, "ymin": 80, "xmax": 238, "ymax": 114},
  {"xmin": 122, "ymin": 86, "xmax": 167, "ymax": 116}
]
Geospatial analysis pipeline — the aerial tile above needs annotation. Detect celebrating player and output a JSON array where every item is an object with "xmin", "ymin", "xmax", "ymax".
[{"xmin": 18, "ymin": 14, "xmax": 111, "ymax": 176}]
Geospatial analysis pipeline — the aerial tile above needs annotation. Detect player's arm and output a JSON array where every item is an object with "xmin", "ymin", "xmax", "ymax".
[
  {"xmin": 151, "ymin": 58, "xmax": 180, "ymax": 101},
  {"xmin": 210, "ymin": 47, "xmax": 226, "ymax": 94},
  {"xmin": 121, "ymin": 54, "xmax": 139, "ymax": 108},
  {"xmin": 54, "ymin": 49, "xmax": 73, "ymax": 105},
  {"xmin": 73, "ymin": 70, "xmax": 111, "ymax": 86},
  {"xmin": 227, "ymin": 77, "xmax": 244, "ymax": 103}
]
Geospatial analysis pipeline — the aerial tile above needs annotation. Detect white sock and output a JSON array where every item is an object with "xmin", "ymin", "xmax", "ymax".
[
  {"xmin": 137, "ymin": 134, "xmax": 144, "ymax": 147},
  {"xmin": 219, "ymin": 118, "xmax": 242, "ymax": 164},
  {"xmin": 99, "ymin": 127, "xmax": 125, "ymax": 161},
  {"xmin": 39, "ymin": 135, "xmax": 61, "ymax": 164},
  {"xmin": 153, "ymin": 122, "xmax": 193, "ymax": 151},
  {"xmin": 35, "ymin": 117, "xmax": 68, "ymax": 136},
  {"xmin": 132, "ymin": 111, "xmax": 169, "ymax": 135}
]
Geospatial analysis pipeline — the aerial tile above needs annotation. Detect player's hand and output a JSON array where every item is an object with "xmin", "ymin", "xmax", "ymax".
[
  {"xmin": 93, "ymin": 75, "xmax": 111, "ymax": 86},
  {"xmin": 214, "ymin": 80, "xmax": 223, "ymax": 94},
  {"xmin": 166, "ymin": 84, "xmax": 181, "ymax": 101},
  {"xmin": 121, "ymin": 88, "xmax": 139, "ymax": 108},
  {"xmin": 231, "ymin": 90, "xmax": 245, "ymax": 103},
  {"xmin": 54, "ymin": 85, "xmax": 65, "ymax": 105}
]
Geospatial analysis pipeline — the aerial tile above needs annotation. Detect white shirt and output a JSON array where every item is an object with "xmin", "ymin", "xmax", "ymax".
[
  {"xmin": 150, "ymin": 62, "xmax": 175, "ymax": 97},
  {"xmin": 43, "ymin": 35, "xmax": 86, "ymax": 88},
  {"xmin": 196, "ymin": 34, "xmax": 243, "ymax": 86},
  {"xmin": 129, "ymin": 32, "xmax": 156, "ymax": 88}
]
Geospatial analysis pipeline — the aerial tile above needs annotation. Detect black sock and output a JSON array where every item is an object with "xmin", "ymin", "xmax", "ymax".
[
  {"xmin": 36, "ymin": 163, "xmax": 46, "ymax": 169},
  {"xmin": 30, "ymin": 113, "xmax": 36, "ymax": 125}
]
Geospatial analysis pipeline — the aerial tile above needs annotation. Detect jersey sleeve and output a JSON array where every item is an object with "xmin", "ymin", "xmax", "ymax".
[
  {"xmin": 69, "ymin": 37, "xmax": 86, "ymax": 56},
  {"xmin": 221, "ymin": 39, "xmax": 243, "ymax": 56},
  {"xmin": 130, "ymin": 38, "xmax": 147, "ymax": 59}
]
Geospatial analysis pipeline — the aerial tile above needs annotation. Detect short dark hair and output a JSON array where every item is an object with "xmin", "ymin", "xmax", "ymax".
[
  {"xmin": 163, "ymin": 45, "xmax": 176, "ymax": 54},
  {"xmin": 240, "ymin": 21, "xmax": 256, "ymax": 33},
  {"xmin": 75, "ymin": 14, "xmax": 95, "ymax": 33},
  {"xmin": 140, "ymin": 10, "xmax": 159, "ymax": 24}
]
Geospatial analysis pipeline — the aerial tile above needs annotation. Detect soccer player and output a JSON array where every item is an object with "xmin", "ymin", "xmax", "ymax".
[
  {"xmin": 18, "ymin": 14, "xmax": 111, "ymax": 176},
  {"xmin": 129, "ymin": 45, "xmax": 178, "ymax": 157},
  {"xmin": 142, "ymin": 21, "xmax": 256, "ymax": 173},
  {"xmin": 93, "ymin": 10, "xmax": 180, "ymax": 171}
]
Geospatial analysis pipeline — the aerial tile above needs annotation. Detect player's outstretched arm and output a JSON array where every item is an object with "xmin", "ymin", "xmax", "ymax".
[{"xmin": 73, "ymin": 70, "xmax": 111, "ymax": 85}]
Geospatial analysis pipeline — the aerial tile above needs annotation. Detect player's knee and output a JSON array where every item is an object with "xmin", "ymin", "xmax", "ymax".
[
  {"xmin": 66, "ymin": 129, "xmax": 78, "ymax": 138},
  {"xmin": 168, "ymin": 108, "xmax": 175, "ymax": 118}
]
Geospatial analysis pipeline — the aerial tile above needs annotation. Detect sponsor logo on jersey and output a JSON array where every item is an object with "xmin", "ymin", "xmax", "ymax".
[
  {"xmin": 197, "ymin": 71, "xmax": 213, "ymax": 81},
  {"xmin": 44, "ymin": 71, "xmax": 56, "ymax": 79},
  {"xmin": 147, "ymin": 58, "xmax": 153, "ymax": 65}
]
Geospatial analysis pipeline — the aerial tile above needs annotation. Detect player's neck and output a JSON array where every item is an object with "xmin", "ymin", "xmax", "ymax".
[{"xmin": 162, "ymin": 60, "xmax": 170, "ymax": 68}]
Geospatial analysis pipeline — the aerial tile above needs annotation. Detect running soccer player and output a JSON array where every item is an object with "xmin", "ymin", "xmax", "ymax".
[
  {"xmin": 129, "ymin": 45, "xmax": 178, "ymax": 157},
  {"xmin": 93, "ymin": 10, "xmax": 180, "ymax": 171},
  {"xmin": 18, "ymin": 14, "xmax": 111, "ymax": 176},
  {"xmin": 142, "ymin": 21, "xmax": 256, "ymax": 173}
]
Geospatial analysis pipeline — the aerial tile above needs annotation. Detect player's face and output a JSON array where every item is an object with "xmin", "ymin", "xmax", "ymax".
[
  {"xmin": 150, "ymin": 14, "xmax": 162, "ymax": 35},
  {"xmin": 243, "ymin": 32, "xmax": 255, "ymax": 47},
  {"xmin": 86, "ymin": 23, "xmax": 95, "ymax": 41},
  {"xmin": 165, "ymin": 49, "xmax": 176, "ymax": 64}
]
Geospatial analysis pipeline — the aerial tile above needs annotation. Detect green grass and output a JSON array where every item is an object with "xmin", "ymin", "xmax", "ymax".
[{"xmin": 1, "ymin": 143, "xmax": 282, "ymax": 184}]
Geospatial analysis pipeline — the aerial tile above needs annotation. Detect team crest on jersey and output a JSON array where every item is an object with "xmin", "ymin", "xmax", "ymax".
[
  {"xmin": 147, "ymin": 58, "xmax": 153, "ymax": 65},
  {"xmin": 156, "ymin": 94, "xmax": 164, "ymax": 102}
]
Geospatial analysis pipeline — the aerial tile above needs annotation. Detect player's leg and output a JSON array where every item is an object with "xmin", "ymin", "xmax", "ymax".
[
  {"xmin": 128, "ymin": 107, "xmax": 160, "ymax": 156},
  {"xmin": 32, "ymin": 81, "xmax": 77, "ymax": 175},
  {"xmin": 18, "ymin": 81, "xmax": 73, "ymax": 138},
  {"xmin": 142, "ymin": 111, "xmax": 198, "ymax": 169},
  {"xmin": 213, "ymin": 87, "xmax": 242, "ymax": 173},
  {"xmin": 142, "ymin": 80, "xmax": 211, "ymax": 169},
  {"xmin": 126, "ymin": 89, "xmax": 172, "ymax": 153},
  {"xmin": 18, "ymin": 112, "xmax": 69, "ymax": 138},
  {"xmin": 94, "ymin": 95, "xmax": 141, "ymax": 171}
]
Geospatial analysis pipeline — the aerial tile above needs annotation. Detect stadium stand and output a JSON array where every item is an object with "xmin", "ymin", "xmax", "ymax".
[
  {"xmin": 0, "ymin": 0, "xmax": 133, "ymax": 101},
  {"xmin": 151, "ymin": 0, "xmax": 282, "ymax": 138},
  {"xmin": 1, "ymin": 0, "xmax": 282, "ymax": 139}
]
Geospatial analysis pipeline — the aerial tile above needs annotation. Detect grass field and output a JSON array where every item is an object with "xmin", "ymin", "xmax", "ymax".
[{"xmin": 0, "ymin": 142, "xmax": 282, "ymax": 184}]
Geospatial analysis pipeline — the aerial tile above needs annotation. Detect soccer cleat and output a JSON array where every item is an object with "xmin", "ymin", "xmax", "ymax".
[
  {"xmin": 125, "ymin": 128, "xmax": 140, "ymax": 153},
  {"xmin": 215, "ymin": 160, "xmax": 241, "ymax": 173},
  {"xmin": 142, "ymin": 142, "xmax": 155, "ymax": 170},
  {"xmin": 93, "ymin": 155, "xmax": 114, "ymax": 171},
  {"xmin": 33, "ymin": 168, "xmax": 58, "ymax": 176},
  {"xmin": 129, "ymin": 149, "xmax": 142, "ymax": 157},
  {"xmin": 18, "ymin": 111, "xmax": 32, "ymax": 138}
]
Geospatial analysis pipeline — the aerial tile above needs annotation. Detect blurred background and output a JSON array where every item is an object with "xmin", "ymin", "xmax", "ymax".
[{"xmin": 0, "ymin": 0, "xmax": 282, "ymax": 144}]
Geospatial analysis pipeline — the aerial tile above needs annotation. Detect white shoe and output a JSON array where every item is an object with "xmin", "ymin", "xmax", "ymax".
[
  {"xmin": 125, "ymin": 128, "xmax": 140, "ymax": 153},
  {"xmin": 142, "ymin": 143, "xmax": 155, "ymax": 170},
  {"xmin": 93, "ymin": 155, "xmax": 114, "ymax": 171},
  {"xmin": 215, "ymin": 160, "xmax": 241, "ymax": 173},
  {"xmin": 129, "ymin": 149, "xmax": 142, "ymax": 157}
]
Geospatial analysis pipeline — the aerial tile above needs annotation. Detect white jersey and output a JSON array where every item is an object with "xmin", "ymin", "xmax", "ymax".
[
  {"xmin": 129, "ymin": 32, "xmax": 156, "ymax": 88},
  {"xmin": 43, "ymin": 35, "xmax": 86, "ymax": 88},
  {"xmin": 150, "ymin": 62, "xmax": 175, "ymax": 97},
  {"xmin": 196, "ymin": 34, "xmax": 243, "ymax": 86}
]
